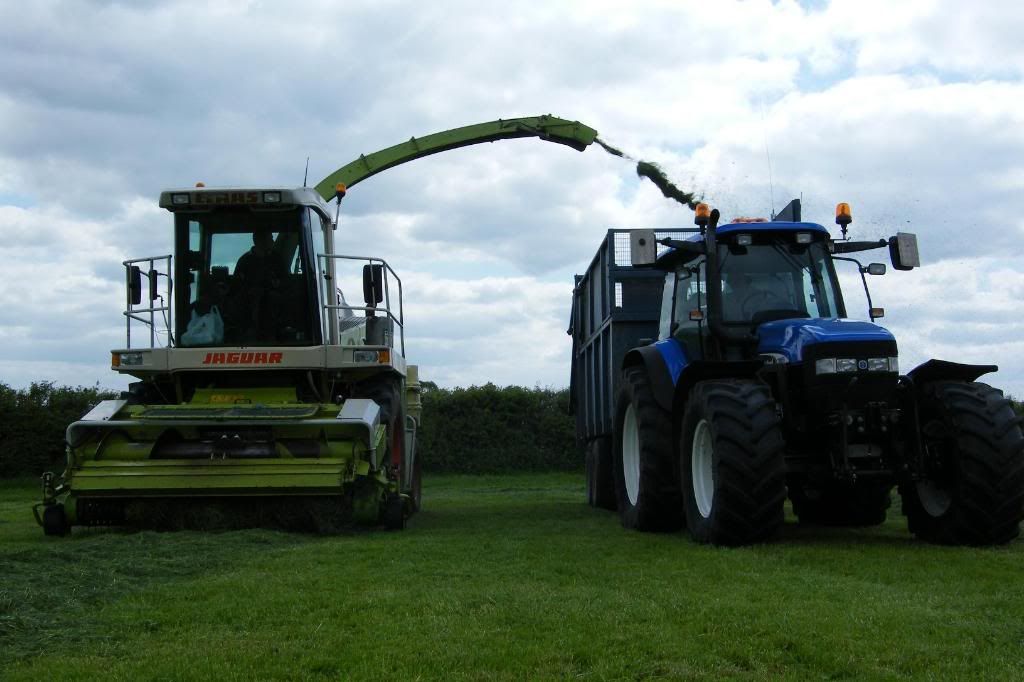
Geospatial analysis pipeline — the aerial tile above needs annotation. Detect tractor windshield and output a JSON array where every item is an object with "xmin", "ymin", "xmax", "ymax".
[
  {"xmin": 717, "ymin": 238, "xmax": 843, "ymax": 324},
  {"xmin": 173, "ymin": 208, "xmax": 319, "ymax": 346}
]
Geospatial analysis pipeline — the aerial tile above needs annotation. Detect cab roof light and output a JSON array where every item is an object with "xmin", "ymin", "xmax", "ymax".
[
  {"xmin": 171, "ymin": 193, "xmax": 190, "ymax": 205},
  {"xmin": 262, "ymin": 191, "xmax": 281, "ymax": 203},
  {"xmin": 835, "ymin": 202, "xmax": 852, "ymax": 226},
  {"xmin": 796, "ymin": 232, "xmax": 812, "ymax": 244},
  {"xmin": 735, "ymin": 234, "xmax": 753, "ymax": 246},
  {"xmin": 694, "ymin": 203, "xmax": 710, "ymax": 226}
]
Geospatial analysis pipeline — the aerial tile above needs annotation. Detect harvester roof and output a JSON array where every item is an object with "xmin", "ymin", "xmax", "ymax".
[{"xmin": 159, "ymin": 186, "xmax": 330, "ymax": 213}]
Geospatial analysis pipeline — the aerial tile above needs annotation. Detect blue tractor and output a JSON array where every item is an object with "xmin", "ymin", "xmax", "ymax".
[{"xmin": 570, "ymin": 199, "xmax": 1024, "ymax": 545}]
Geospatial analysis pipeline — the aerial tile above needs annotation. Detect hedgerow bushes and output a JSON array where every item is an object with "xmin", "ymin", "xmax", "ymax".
[
  {"xmin": 0, "ymin": 382, "xmax": 118, "ymax": 478},
  {"xmin": 0, "ymin": 381, "xmax": 579, "ymax": 477},
  {"xmin": 418, "ymin": 383, "xmax": 578, "ymax": 473}
]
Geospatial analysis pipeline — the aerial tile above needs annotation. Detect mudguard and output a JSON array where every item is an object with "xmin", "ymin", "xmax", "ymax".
[
  {"xmin": 671, "ymin": 360, "xmax": 765, "ymax": 409},
  {"xmin": 907, "ymin": 359, "xmax": 998, "ymax": 386},
  {"xmin": 623, "ymin": 345, "xmax": 675, "ymax": 412}
]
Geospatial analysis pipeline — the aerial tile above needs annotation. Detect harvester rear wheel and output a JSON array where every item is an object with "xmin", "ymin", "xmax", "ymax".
[
  {"xmin": 42, "ymin": 504, "xmax": 69, "ymax": 537},
  {"xmin": 679, "ymin": 380, "xmax": 786, "ymax": 546},
  {"xmin": 900, "ymin": 381, "xmax": 1024, "ymax": 545},
  {"xmin": 790, "ymin": 482, "xmax": 891, "ymax": 527},
  {"xmin": 611, "ymin": 366, "xmax": 682, "ymax": 531}
]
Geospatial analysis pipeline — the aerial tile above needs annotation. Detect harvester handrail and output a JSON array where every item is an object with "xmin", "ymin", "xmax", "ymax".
[
  {"xmin": 318, "ymin": 254, "xmax": 405, "ymax": 355},
  {"xmin": 122, "ymin": 255, "xmax": 173, "ymax": 349}
]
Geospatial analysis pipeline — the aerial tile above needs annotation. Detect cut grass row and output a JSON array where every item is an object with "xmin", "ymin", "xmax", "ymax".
[{"xmin": 2, "ymin": 474, "xmax": 1023, "ymax": 680}]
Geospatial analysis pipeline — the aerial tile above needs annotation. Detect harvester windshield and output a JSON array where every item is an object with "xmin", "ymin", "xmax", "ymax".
[
  {"xmin": 173, "ymin": 207, "xmax": 319, "ymax": 347},
  {"xmin": 718, "ymin": 238, "xmax": 843, "ymax": 324}
]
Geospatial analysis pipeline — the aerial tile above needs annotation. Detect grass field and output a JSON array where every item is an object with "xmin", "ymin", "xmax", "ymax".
[{"xmin": 2, "ymin": 474, "xmax": 1023, "ymax": 680}]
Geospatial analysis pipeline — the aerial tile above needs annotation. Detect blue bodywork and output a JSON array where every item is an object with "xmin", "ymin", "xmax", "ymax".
[{"xmin": 654, "ymin": 317, "xmax": 895, "ymax": 383}]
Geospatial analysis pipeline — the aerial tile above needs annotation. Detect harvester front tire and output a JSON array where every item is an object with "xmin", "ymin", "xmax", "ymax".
[
  {"xmin": 42, "ymin": 504, "xmax": 69, "ymax": 537},
  {"xmin": 790, "ymin": 482, "xmax": 891, "ymax": 527},
  {"xmin": 680, "ymin": 380, "xmax": 786, "ymax": 546},
  {"xmin": 383, "ymin": 494, "xmax": 406, "ymax": 531},
  {"xmin": 612, "ymin": 366, "xmax": 682, "ymax": 531},
  {"xmin": 586, "ymin": 437, "xmax": 617, "ymax": 510},
  {"xmin": 900, "ymin": 381, "xmax": 1024, "ymax": 545}
]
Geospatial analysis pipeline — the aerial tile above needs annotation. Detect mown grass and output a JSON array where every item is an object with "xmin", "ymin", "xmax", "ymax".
[{"xmin": 2, "ymin": 474, "xmax": 1023, "ymax": 680}]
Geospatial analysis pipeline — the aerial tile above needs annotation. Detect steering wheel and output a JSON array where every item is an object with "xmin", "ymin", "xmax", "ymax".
[{"xmin": 741, "ymin": 289, "xmax": 791, "ymax": 318}]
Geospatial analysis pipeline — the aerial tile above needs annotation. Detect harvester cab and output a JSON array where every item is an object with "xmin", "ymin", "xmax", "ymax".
[
  {"xmin": 37, "ymin": 184, "xmax": 422, "ymax": 535},
  {"xmin": 574, "ymin": 198, "xmax": 1024, "ymax": 547}
]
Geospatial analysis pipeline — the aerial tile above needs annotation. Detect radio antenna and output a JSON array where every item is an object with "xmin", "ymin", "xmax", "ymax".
[
  {"xmin": 760, "ymin": 101, "xmax": 776, "ymax": 219},
  {"xmin": 303, "ymin": 157, "xmax": 310, "ymax": 187}
]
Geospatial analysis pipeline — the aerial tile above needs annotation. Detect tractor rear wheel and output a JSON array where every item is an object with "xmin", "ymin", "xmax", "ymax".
[
  {"xmin": 611, "ymin": 366, "xmax": 682, "ymax": 531},
  {"xmin": 790, "ymin": 482, "xmax": 891, "ymax": 526},
  {"xmin": 585, "ymin": 437, "xmax": 617, "ymax": 510},
  {"xmin": 900, "ymin": 381, "xmax": 1024, "ymax": 545},
  {"xmin": 679, "ymin": 380, "xmax": 786, "ymax": 545}
]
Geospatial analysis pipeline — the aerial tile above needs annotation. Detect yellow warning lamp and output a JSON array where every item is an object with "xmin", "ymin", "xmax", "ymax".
[
  {"xmin": 835, "ymin": 202, "xmax": 852, "ymax": 227},
  {"xmin": 694, "ymin": 203, "xmax": 711, "ymax": 227},
  {"xmin": 195, "ymin": 182, "xmax": 206, "ymax": 188},
  {"xmin": 335, "ymin": 182, "xmax": 347, "ymax": 200}
]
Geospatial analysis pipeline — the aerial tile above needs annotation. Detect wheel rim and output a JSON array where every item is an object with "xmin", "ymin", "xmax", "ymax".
[
  {"xmin": 622, "ymin": 403, "xmax": 640, "ymax": 506},
  {"xmin": 916, "ymin": 479, "xmax": 952, "ymax": 517},
  {"xmin": 691, "ymin": 419, "xmax": 714, "ymax": 518}
]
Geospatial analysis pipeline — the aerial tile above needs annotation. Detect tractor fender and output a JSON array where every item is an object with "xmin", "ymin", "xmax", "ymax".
[
  {"xmin": 622, "ymin": 345, "xmax": 676, "ymax": 413},
  {"xmin": 907, "ymin": 359, "xmax": 998, "ymax": 386}
]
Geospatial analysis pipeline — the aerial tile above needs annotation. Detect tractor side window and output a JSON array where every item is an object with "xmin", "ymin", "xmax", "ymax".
[
  {"xmin": 672, "ymin": 261, "xmax": 705, "ymax": 360},
  {"xmin": 658, "ymin": 273, "xmax": 675, "ymax": 340}
]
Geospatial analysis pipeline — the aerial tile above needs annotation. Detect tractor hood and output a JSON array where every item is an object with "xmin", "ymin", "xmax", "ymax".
[{"xmin": 756, "ymin": 318, "xmax": 896, "ymax": 363}]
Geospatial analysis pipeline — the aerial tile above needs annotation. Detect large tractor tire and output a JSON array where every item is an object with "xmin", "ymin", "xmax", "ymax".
[
  {"xmin": 900, "ymin": 381, "xmax": 1024, "ymax": 545},
  {"xmin": 790, "ymin": 482, "xmax": 892, "ymax": 527},
  {"xmin": 585, "ymin": 437, "xmax": 617, "ymax": 511},
  {"xmin": 679, "ymin": 380, "xmax": 786, "ymax": 546},
  {"xmin": 611, "ymin": 366, "xmax": 682, "ymax": 531}
]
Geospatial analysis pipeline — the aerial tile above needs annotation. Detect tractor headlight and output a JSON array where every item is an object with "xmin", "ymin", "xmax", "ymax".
[
  {"xmin": 815, "ymin": 358, "xmax": 837, "ymax": 375},
  {"xmin": 867, "ymin": 358, "xmax": 890, "ymax": 372},
  {"xmin": 836, "ymin": 358, "xmax": 858, "ymax": 373},
  {"xmin": 889, "ymin": 357, "xmax": 899, "ymax": 373}
]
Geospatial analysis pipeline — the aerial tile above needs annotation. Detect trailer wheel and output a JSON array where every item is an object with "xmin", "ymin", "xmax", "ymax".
[
  {"xmin": 679, "ymin": 380, "xmax": 785, "ymax": 545},
  {"xmin": 900, "ymin": 381, "xmax": 1024, "ymax": 545},
  {"xmin": 612, "ymin": 366, "xmax": 682, "ymax": 531},
  {"xmin": 586, "ymin": 437, "xmax": 617, "ymax": 510},
  {"xmin": 790, "ymin": 482, "xmax": 891, "ymax": 526},
  {"xmin": 42, "ymin": 504, "xmax": 69, "ymax": 537}
]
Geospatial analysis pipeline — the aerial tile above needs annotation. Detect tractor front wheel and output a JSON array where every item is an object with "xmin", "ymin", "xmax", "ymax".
[
  {"xmin": 679, "ymin": 380, "xmax": 786, "ymax": 545},
  {"xmin": 900, "ymin": 381, "xmax": 1024, "ymax": 545},
  {"xmin": 611, "ymin": 366, "xmax": 681, "ymax": 531}
]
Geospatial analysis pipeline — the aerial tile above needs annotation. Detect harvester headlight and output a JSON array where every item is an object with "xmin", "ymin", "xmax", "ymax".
[
  {"xmin": 262, "ymin": 191, "xmax": 282, "ymax": 203},
  {"xmin": 867, "ymin": 358, "xmax": 889, "ymax": 372},
  {"xmin": 796, "ymin": 232, "xmax": 812, "ymax": 244},
  {"xmin": 118, "ymin": 352, "xmax": 146, "ymax": 366},
  {"xmin": 815, "ymin": 358, "xmax": 837, "ymax": 375},
  {"xmin": 836, "ymin": 358, "xmax": 858, "ymax": 373},
  {"xmin": 353, "ymin": 350, "xmax": 378, "ymax": 363},
  {"xmin": 171, "ymin": 193, "xmax": 190, "ymax": 205},
  {"xmin": 735, "ymin": 234, "xmax": 753, "ymax": 246}
]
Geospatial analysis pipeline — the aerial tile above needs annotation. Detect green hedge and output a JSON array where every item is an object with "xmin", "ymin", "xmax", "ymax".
[
  {"xmin": 0, "ymin": 382, "xmax": 118, "ymax": 478},
  {"xmin": 417, "ymin": 383, "xmax": 578, "ymax": 474},
  {"xmin": 0, "ymin": 381, "xmax": 579, "ymax": 478}
]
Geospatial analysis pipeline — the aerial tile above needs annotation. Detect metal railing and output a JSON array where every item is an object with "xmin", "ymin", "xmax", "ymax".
[
  {"xmin": 123, "ymin": 255, "xmax": 173, "ymax": 349},
  {"xmin": 318, "ymin": 254, "xmax": 405, "ymax": 356}
]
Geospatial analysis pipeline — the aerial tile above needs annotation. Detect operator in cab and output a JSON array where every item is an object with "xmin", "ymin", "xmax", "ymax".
[{"xmin": 233, "ymin": 228, "xmax": 287, "ymax": 343}]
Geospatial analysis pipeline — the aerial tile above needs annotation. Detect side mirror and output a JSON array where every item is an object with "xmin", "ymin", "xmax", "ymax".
[
  {"xmin": 865, "ymin": 263, "xmax": 886, "ymax": 276},
  {"xmin": 889, "ymin": 232, "xmax": 920, "ymax": 271},
  {"xmin": 129, "ymin": 266, "xmax": 143, "ymax": 306},
  {"xmin": 362, "ymin": 264, "xmax": 384, "ymax": 306},
  {"xmin": 148, "ymin": 269, "xmax": 159, "ymax": 301},
  {"xmin": 630, "ymin": 229, "xmax": 657, "ymax": 266}
]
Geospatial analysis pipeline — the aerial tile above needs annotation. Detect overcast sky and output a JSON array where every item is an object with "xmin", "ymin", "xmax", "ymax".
[{"xmin": 2, "ymin": 0, "xmax": 1024, "ymax": 396}]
